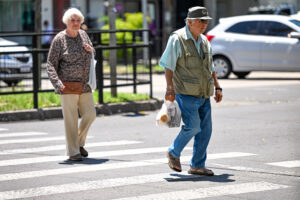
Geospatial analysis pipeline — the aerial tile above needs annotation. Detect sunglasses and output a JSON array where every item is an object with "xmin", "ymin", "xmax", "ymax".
[
  {"xmin": 192, "ymin": 19, "xmax": 209, "ymax": 24},
  {"xmin": 199, "ymin": 19, "xmax": 209, "ymax": 24}
]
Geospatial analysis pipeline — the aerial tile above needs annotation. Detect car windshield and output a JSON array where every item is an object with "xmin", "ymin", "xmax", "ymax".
[{"xmin": 290, "ymin": 20, "xmax": 300, "ymax": 28}]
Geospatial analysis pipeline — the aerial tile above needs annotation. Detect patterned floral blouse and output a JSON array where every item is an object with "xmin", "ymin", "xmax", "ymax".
[{"xmin": 47, "ymin": 29, "xmax": 93, "ymax": 94}]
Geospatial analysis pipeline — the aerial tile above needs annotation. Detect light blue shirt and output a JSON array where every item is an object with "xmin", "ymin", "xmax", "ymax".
[{"xmin": 159, "ymin": 25, "xmax": 215, "ymax": 72}]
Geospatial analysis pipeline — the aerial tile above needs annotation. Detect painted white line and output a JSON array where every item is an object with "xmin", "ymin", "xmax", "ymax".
[
  {"xmin": 0, "ymin": 152, "xmax": 254, "ymax": 181},
  {"xmin": 0, "ymin": 132, "xmax": 48, "ymax": 138},
  {"xmin": 0, "ymin": 140, "xmax": 142, "ymax": 155},
  {"xmin": 0, "ymin": 128, "xmax": 8, "ymax": 131},
  {"xmin": 0, "ymin": 149, "xmax": 249, "ymax": 167},
  {"xmin": 0, "ymin": 136, "xmax": 93, "ymax": 145},
  {"xmin": 0, "ymin": 147, "xmax": 188, "ymax": 167},
  {"xmin": 267, "ymin": 160, "xmax": 300, "ymax": 168},
  {"xmin": 0, "ymin": 172, "xmax": 196, "ymax": 199},
  {"xmin": 208, "ymin": 152, "xmax": 256, "ymax": 159},
  {"xmin": 114, "ymin": 181, "xmax": 289, "ymax": 200},
  {"xmin": 213, "ymin": 163, "xmax": 259, "ymax": 171}
]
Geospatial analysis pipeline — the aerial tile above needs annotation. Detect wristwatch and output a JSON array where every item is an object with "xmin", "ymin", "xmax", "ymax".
[{"xmin": 215, "ymin": 87, "xmax": 222, "ymax": 91}]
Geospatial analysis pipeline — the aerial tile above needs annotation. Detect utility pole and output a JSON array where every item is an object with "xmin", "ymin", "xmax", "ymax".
[
  {"xmin": 34, "ymin": 0, "xmax": 42, "ymax": 88},
  {"xmin": 141, "ymin": 0, "xmax": 149, "ymax": 67},
  {"xmin": 108, "ymin": 0, "xmax": 117, "ymax": 97}
]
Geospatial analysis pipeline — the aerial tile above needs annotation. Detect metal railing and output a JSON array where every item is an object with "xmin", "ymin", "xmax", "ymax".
[{"xmin": 0, "ymin": 29, "xmax": 153, "ymax": 109}]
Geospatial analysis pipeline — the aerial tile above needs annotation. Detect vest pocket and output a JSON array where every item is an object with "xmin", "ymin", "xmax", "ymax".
[
  {"xmin": 178, "ymin": 75, "xmax": 201, "ymax": 96},
  {"xmin": 207, "ymin": 77, "xmax": 214, "ymax": 97},
  {"xmin": 181, "ymin": 75, "xmax": 201, "ymax": 84}
]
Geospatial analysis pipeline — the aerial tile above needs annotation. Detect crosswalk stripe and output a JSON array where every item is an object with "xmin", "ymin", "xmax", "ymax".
[
  {"xmin": 267, "ymin": 160, "xmax": 300, "ymax": 168},
  {"xmin": 0, "ymin": 177, "xmax": 289, "ymax": 200},
  {"xmin": 0, "ymin": 172, "xmax": 203, "ymax": 199},
  {"xmin": 0, "ymin": 132, "xmax": 48, "ymax": 138},
  {"xmin": 0, "ymin": 140, "xmax": 142, "ymax": 155},
  {"xmin": 0, "ymin": 150, "xmax": 252, "ymax": 167},
  {"xmin": 0, "ymin": 147, "xmax": 184, "ymax": 167},
  {"xmin": 0, "ymin": 136, "xmax": 93, "ymax": 145},
  {"xmin": 207, "ymin": 152, "xmax": 255, "ymax": 159},
  {"xmin": 0, "ymin": 128, "xmax": 8, "ymax": 131},
  {"xmin": 0, "ymin": 152, "xmax": 255, "ymax": 182},
  {"xmin": 114, "ymin": 181, "xmax": 289, "ymax": 200}
]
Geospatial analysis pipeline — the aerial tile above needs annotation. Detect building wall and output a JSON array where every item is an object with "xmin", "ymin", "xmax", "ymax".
[
  {"xmin": 205, "ymin": 0, "xmax": 257, "ymax": 31},
  {"xmin": 259, "ymin": 0, "xmax": 300, "ymax": 11},
  {"xmin": 41, "ymin": 0, "xmax": 53, "ymax": 29},
  {"xmin": 0, "ymin": 0, "xmax": 35, "ymax": 33},
  {"xmin": 89, "ymin": 0, "xmax": 105, "ymax": 29}
]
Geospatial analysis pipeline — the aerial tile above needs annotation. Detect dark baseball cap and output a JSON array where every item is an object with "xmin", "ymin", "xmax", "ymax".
[{"xmin": 186, "ymin": 6, "xmax": 212, "ymax": 20}]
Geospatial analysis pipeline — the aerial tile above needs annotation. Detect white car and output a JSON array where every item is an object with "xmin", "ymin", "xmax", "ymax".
[
  {"xmin": 0, "ymin": 37, "xmax": 32, "ymax": 86},
  {"xmin": 206, "ymin": 15, "xmax": 300, "ymax": 78}
]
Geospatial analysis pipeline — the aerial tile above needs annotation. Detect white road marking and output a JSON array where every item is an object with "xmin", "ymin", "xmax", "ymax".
[
  {"xmin": 0, "ymin": 173, "xmax": 287, "ymax": 200},
  {"xmin": 114, "ymin": 181, "xmax": 289, "ymax": 200},
  {"xmin": 0, "ymin": 140, "xmax": 142, "ymax": 155},
  {"xmin": 0, "ymin": 152, "xmax": 255, "ymax": 181},
  {"xmin": 0, "ymin": 147, "xmax": 181, "ymax": 167},
  {"xmin": 0, "ymin": 132, "xmax": 48, "ymax": 138},
  {"xmin": 0, "ymin": 172, "xmax": 198, "ymax": 199},
  {"xmin": 213, "ymin": 163, "xmax": 258, "ymax": 171},
  {"xmin": 267, "ymin": 160, "xmax": 300, "ymax": 168},
  {"xmin": 0, "ymin": 128, "xmax": 8, "ymax": 131},
  {"xmin": 0, "ymin": 136, "xmax": 93, "ymax": 145},
  {"xmin": 208, "ymin": 152, "xmax": 256, "ymax": 159}
]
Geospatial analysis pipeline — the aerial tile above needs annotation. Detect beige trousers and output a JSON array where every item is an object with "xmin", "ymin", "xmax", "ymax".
[{"xmin": 61, "ymin": 93, "xmax": 96, "ymax": 156}]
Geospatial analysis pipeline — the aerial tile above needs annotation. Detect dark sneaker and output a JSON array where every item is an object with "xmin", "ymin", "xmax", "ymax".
[
  {"xmin": 80, "ymin": 147, "xmax": 88, "ymax": 157},
  {"xmin": 68, "ymin": 153, "xmax": 83, "ymax": 161}
]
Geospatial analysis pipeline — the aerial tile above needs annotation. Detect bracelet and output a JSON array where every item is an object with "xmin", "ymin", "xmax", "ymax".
[{"xmin": 215, "ymin": 87, "xmax": 222, "ymax": 91}]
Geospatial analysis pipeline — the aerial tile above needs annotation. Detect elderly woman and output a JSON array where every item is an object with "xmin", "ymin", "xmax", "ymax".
[{"xmin": 47, "ymin": 8, "xmax": 96, "ymax": 161}]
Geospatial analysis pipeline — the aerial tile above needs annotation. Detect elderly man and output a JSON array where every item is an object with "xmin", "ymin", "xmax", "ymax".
[{"xmin": 159, "ymin": 6, "xmax": 223, "ymax": 176}]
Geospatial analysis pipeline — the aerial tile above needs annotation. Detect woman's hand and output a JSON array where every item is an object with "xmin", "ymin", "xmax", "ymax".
[{"xmin": 82, "ymin": 43, "xmax": 93, "ymax": 52}]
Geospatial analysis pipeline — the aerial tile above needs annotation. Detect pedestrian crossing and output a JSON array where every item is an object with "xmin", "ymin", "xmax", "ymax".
[
  {"xmin": 267, "ymin": 160, "xmax": 300, "ymax": 168},
  {"xmin": 0, "ymin": 130, "xmax": 298, "ymax": 200}
]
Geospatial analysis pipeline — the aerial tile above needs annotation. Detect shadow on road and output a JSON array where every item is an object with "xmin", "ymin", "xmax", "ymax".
[
  {"xmin": 59, "ymin": 158, "xmax": 109, "ymax": 165},
  {"xmin": 165, "ymin": 173, "xmax": 235, "ymax": 183},
  {"xmin": 122, "ymin": 112, "xmax": 149, "ymax": 117}
]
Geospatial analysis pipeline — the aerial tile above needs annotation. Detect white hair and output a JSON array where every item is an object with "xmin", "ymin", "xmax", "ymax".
[{"xmin": 62, "ymin": 8, "xmax": 84, "ymax": 25}]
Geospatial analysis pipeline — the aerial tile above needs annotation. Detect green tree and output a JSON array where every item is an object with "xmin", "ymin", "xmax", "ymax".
[{"xmin": 100, "ymin": 12, "xmax": 150, "ymax": 60}]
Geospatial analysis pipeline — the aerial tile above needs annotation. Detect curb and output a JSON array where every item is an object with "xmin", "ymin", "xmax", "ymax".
[{"xmin": 0, "ymin": 99, "xmax": 163, "ymax": 122}]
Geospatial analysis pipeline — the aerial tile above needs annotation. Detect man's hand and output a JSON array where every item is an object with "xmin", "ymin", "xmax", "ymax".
[
  {"xmin": 214, "ymin": 89, "xmax": 223, "ymax": 103},
  {"xmin": 165, "ymin": 90, "xmax": 175, "ymax": 102}
]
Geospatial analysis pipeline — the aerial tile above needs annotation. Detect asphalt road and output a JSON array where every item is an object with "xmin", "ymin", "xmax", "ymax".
[{"xmin": 0, "ymin": 72, "xmax": 299, "ymax": 200}]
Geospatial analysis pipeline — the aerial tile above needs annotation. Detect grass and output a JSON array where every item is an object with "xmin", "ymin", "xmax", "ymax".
[
  {"xmin": 103, "ymin": 64, "xmax": 163, "ymax": 74},
  {"xmin": 0, "ymin": 91, "xmax": 150, "ymax": 112}
]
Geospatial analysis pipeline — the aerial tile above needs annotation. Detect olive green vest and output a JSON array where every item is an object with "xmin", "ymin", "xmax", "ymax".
[{"xmin": 173, "ymin": 27, "xmax": 214, "ymax": 98}]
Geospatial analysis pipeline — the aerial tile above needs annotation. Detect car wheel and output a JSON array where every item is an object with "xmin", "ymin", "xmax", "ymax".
[
  {"xmin": 213, "ymin": 56, "xmax": 232, "ymax": 79},
  {"xmin": 4, "ymin": 80, "xmax": 20, "ymax": 87},
  {"xmin": 233, "ymin": 71, "xmax": 251, "ymax": 79}
]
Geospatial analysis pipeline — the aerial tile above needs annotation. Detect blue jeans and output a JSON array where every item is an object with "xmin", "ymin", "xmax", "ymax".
[{"xmin": 168, "ymin": 94, "xmax": 212, "ymax": 168}]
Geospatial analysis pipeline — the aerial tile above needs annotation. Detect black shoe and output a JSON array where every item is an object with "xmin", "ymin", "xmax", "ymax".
[
  {"xmin": 80, "ymin": 147, "xmax": 88, "ymax": 157},
  {"xmin": 68, "ymin": 153, "xmax": 83, "ymax": 161}
]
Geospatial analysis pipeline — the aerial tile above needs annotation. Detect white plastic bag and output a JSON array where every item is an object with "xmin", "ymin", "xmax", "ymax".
[
  {"xmin": 88, "ymin": 52, "xmax": 97, "ymax": 91},
  {"xmin": 156, "ymin": 100, "xmax": 181, "ymax": 128}
]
